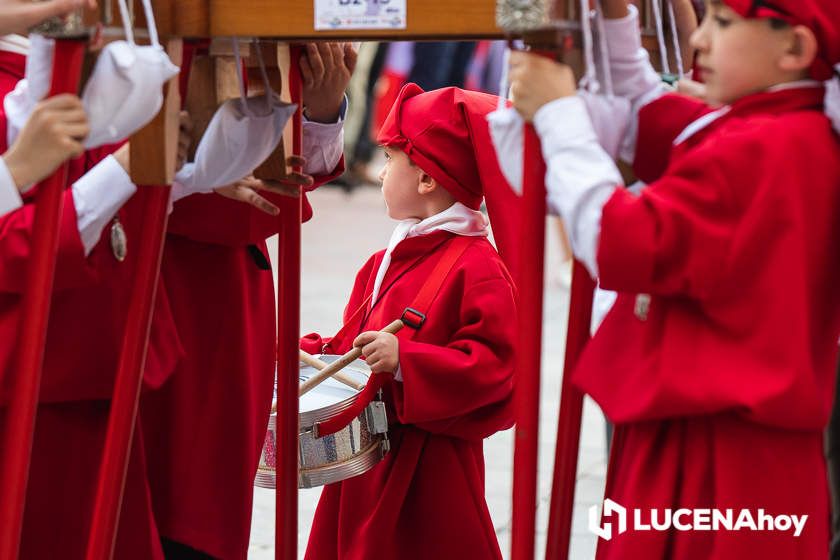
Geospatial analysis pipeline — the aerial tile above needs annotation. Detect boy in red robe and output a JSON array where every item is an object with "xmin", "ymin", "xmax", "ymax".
[
  {"xmin": 301, "ymin": 84, "xmax": 517, "ymax": 560},
  {"xmin": 509, "ymin": 0, "xmax": 840, "ymax": 557}
]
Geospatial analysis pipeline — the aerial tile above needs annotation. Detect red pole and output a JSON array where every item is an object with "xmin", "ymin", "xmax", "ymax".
[
  {"xmin": 276, "ymin": 45, "xmax": 304, "ymax": 560},
  {"xmin": 85, "ymin": 185, "xmax": 172, "ymax": 560},
  {"xmin": 511, "ymin": 125, "xmax": 547, "ymax": 560},
  {"xmin": 545, "ymin": 263, "xmax": 595, "ymax": 559},
  {"xmin": 0, "ymin": 38, "xmax": 87, "ymax": 560}
]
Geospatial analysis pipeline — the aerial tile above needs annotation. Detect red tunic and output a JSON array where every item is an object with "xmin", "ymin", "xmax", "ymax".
[
  {"xmin": 574, "ymin": 87, "xmax": 840, "ymax": 558},
  {"xmin": 302, "ymin": 231, "xmax": 516, "ymax": 560},
  {"xmin": 0, "ymin": 51, "xmax": 181, "ymax": 559},
  {"xmin": 141, "ymin": 171, "xmax": 340, "ymax": 558}
]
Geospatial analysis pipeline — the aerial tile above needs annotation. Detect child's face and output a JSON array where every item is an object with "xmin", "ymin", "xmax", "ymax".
[
  {"xmin": 691, "ymin": 2, "xmax": 799, "ymax": 106},
  {"xmin": 378, "ymin": 147, "xmax": 425, "ymax": 220}
]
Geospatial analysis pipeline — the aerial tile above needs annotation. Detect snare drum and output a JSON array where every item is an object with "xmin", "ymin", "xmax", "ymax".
[{"xmin": 255, "ymin": 355, "xmax": 389, "ymax": 489}]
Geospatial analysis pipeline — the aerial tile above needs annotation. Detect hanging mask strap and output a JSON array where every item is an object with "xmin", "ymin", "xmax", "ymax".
[
  {"xmin": 578, "ymin": 0, "xmax": 600, "ymax": 93},
  {"xmin": 593, "ymin": 0, "xmax": 614, "ymax": 97},
  {"xmin": 115, "ymin": 0, "xmax": 135, "ymax": 45},
  {"xmin": 231, "ymin": 38, "xmax": 256, "ymax": 118},
  {"xmin": 650, "ymin": 0, "xmax": 671, "ymax": 75},
  {"xmin": 665, "ymin": 0, "xmax": 685, "ymax": 78},
  {"xmin": 139, "ymin": 0, "xmax": 162, "ymax": 49},
  {"xmin": 115, "ymin": 0, "xmax": 162, "ymax": 49},
  {"xmin": 252, "ymin": 38, "xmax": 276, "ymax": 113}
]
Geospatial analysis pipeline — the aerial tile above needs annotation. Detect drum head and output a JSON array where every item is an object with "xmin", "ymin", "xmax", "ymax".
[{"xmin": 295, "ymin": 355, "xmax": 370, "ymax": 413}]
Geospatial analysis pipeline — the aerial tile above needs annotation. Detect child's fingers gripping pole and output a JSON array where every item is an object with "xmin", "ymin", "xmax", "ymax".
[{"xmin": 298, "ymin": 320, "xmax": 404, "ymax": 396}]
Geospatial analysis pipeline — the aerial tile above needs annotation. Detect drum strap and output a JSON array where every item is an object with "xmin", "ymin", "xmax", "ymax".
[{"xmin": 314, "ymin": 236, "xmax": 473, "ymax": 438}]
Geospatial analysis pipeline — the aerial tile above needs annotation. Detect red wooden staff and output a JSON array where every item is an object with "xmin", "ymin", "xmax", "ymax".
[
  {"xmin": 507, "ymin": 3, "xmax": 598, "ymax": 556},
  {"xmin": 85, "ymin": 40, "xmax": 184, "ymax": 560},
  {"xmin": 276, "ymin": 45, "xmax": 304, "ymax": 560},
  {"xmin": 0, "ymin": 37, "xmax": 88, "ymax": 560},
  {"xmin": 511, "ymin": 125, "xmax": 548, "ymax": 560},
  {"xmin": 545, "ymin": 263, "xmax": 595, "ymax": 560}
]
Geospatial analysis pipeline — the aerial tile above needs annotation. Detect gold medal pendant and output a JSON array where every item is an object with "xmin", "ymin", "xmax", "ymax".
[{"xmin": 110, "ymin": 218, "xmax": 127, "ymax": 262}]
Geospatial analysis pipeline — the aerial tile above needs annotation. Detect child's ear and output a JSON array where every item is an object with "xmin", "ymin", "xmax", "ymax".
[
  {"xmin": 417, "ymin": 172, "xmax": 437, "ymax": 195},
  {"xmin": 779, "ymin": 25, "xmax": 819, "ymax": 75}
]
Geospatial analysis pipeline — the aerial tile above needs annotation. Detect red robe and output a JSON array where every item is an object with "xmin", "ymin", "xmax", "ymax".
[
  {"xmin": 141, "ymin": 170, "xmax": 340, "ymax": 558},
  {"xmin": 574, "ymin": 87, "xmax": 840, "ymax": 558},
  {"xmin": 301, "ymin": 230, "xmax": 516, "ymax": 560},
  {"xmin": 0, "ymin": 51, "xmax": 182, "ymax": 559}
]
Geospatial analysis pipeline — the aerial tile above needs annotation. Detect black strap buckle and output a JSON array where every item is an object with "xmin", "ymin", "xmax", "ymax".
[{"xmin": 401, "ymin": 307, "xmax": 426, "ymax": 330}]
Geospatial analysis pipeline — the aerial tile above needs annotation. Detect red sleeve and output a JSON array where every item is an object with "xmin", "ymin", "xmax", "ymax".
[
  {"xmin": 633, "ymin": 93, "xmax": 708, "ymax": 184},
  {"xmin": 598, "ymin": 132, "xmax": 741, "ymax": 299},
  {"xmin": 0, "ymin": 189, "xmax": 95, "ymax": 293},
  {"xmin": 391, "ymin": 277, "xmax": 516, "ymax": 440}
]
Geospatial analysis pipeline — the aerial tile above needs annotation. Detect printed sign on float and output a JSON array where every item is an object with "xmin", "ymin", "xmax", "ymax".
[{"xmin": 314, "ymin": 0, "xmax": 407, "ymax": 30}]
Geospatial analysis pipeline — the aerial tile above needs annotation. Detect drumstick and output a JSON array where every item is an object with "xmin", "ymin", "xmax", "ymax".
[
  {"xmin": 298, "ymin": 319, "xmax": 404, "ymax": 397},
  {"xmin": 270, "ymin": 351, "xmax": 368, "ymax": 415},
  {"xmin": 299, "ymin": 350, "xmax": 365, "ymax": 391}
]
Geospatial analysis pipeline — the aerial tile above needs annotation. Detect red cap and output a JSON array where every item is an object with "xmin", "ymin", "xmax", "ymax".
[
  {"xmin": 724, "ymin": 0, "xmax": 840, "ymax": 80},
  {"xmin": 376, "ymin": 83, "xmax": 499, "ymax": 210}
]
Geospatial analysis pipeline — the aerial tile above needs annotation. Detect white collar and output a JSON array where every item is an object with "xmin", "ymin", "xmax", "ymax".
[
  {"xmin": 766, "ymin": 79, "xmax": 822, "ymax": 93},
  {"xmin": 370, "ymin": 202, "xmax": 488, "ymax": 303},
  {"xmin": 674, "ymin": 80, "xmax": 823, "ymax": 146},
  {"xmin": 673, "ymin": 106, "xmax": 731, "ymax": 146}
]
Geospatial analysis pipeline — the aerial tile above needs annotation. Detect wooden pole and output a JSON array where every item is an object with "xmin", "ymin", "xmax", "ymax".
[
  {"xmin": 545, "ymin": 264, "xmax": 595, "ymax": 559},
  {"xmin": 275, "ymin": 44, "xmax": 303, "ymax": 560},
  {"xmin": 0, "ymin": 38, "xmax": 87, "ymax": 560},
  {"xmin": 510, "ymin": 125, "xmax": 547, "ymax": 560},
  {"xmin": 85, "ymin": 38, "xmax": 183, "ymax": 560}
]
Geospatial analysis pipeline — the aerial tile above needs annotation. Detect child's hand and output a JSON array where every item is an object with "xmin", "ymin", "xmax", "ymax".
[
  {"xmin": 353, "ymin": 330, "xmax": 399, "ymax": 374},
  {"xmin": 509, "ymin": 52, "xmax": 576, "ymax": 122},
  {"xmin": 214, "ymin": 157, "xmax": 314, "ymax": 215},
  {"xmin": 3, "ymin": 93, "xmax": 88, "ymax": 191},
  {"xmin": 301, "ymin": 42, "xmax": 357, "ymax": 124}
]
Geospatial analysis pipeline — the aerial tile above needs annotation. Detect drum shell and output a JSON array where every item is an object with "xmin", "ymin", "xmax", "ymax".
[{"xmin": 255, "ymin": 356, "xmax": 388, "ymax": 489}]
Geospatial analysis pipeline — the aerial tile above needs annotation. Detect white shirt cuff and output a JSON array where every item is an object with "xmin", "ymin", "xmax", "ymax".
[
  {"xmin": 393, "ymin": 363, "xmax": 403, "ymax": 382},
  {"xmin": 302, "ymin": 97, "xmax": 346, "ymax": 177},
  {"xmin": 71, "ymin": 155, "xmax": 137, "ymax": 255},
  {"xmin": 0, "ymin": 157, "xmax": 22, "ymax": 217},
  {"xmin": 603, "ymin": 4, "xmax": 644, "ymax": 57},
  {"xmin": 4, "ymin": 79, "xmax": 33, "ymax": 148},
  {"xmin": 534, "ymin": 96, "xmax": 621, "ymax": 279}
]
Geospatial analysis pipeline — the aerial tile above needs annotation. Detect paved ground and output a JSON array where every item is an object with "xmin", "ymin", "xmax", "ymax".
[{"xmin": 251, "ymin": 185, "xmax": 608, "ymax": 559}]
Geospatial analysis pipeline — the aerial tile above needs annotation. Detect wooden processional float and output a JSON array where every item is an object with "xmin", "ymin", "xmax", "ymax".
[{"xmin": 0, "ymin": 1, "xmax": 678, "ymax": 559}]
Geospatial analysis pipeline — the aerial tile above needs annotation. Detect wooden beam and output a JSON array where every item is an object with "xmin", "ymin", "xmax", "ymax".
[
  {"xmin": 205, "ymin": 0, "xmax": 502, "ymax": 39},
  {"xmin": 129, "ymin": 38, "xmax": 183, "ymax": 185}
]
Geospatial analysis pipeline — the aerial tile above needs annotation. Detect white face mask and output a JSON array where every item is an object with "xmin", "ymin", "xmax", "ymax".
[
  {"xmin": 174, "ymin": 39, "xmax": 296, "ymax": 193},
  {"xmin": 80, "ymin": 0, "xmax": 178, "ymax": 148}
]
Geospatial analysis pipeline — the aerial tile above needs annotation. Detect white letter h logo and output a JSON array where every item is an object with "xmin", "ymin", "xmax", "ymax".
[{"xmin": 589, "ymin": 499, "xmax": 628, "ymax": 541}]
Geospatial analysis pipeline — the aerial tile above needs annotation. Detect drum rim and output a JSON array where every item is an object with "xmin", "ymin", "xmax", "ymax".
[
  {"xmin": 270, "ymin": 355, "xmax": 371, "ymax": 428},
  {"xmin": 254, "ymin": 439, "xmax": 385, "ymax": 489}
]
